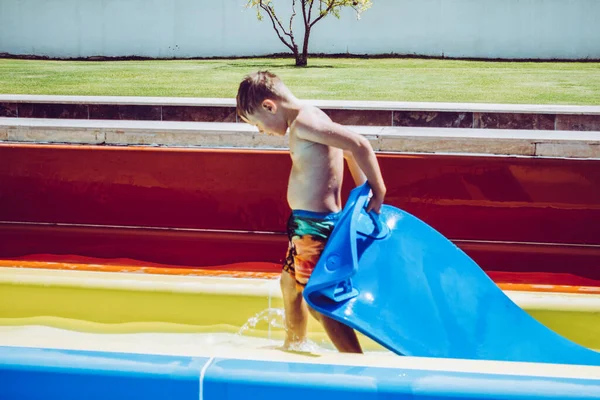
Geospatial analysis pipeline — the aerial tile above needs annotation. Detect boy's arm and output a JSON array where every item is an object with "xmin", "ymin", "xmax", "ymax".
[
  {"xmin": 344, "ymin": 150, "xmax": 367, "ymax": 186},
  {"xmin": 295, "ymin": 119, "xmax": 386, "ymax": 213}
]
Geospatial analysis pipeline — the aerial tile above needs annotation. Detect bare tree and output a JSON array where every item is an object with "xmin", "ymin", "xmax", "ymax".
[{"xmin": 246, "ymin": 0, "xmax": 372, "ymax": 67}]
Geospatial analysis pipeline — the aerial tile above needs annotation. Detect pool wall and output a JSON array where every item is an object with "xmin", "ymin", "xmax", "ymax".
[
  {"xmin": 1, "ymin": 129, "xmax": 599, "ymax": 285},
  {"xmin": 1, "ymin": 113, "xmax": 600, "ymax": 398},
  {"xmin": 1, "ymin": 346, "xmax": 599, "ymax": 400}
]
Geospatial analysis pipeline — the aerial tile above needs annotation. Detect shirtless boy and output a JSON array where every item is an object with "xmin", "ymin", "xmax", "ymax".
[{"xmin": 236, "ymin": 71, "xmax": 386, "ymax": 353}]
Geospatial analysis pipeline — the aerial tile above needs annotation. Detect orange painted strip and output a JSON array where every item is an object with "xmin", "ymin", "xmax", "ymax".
[
  {"xmin": 0, "ymin": 260, "xmax": 279, "ymax": 280},
  {"xmin": 495, "ymin": 283, "xmax": 600, "ymax": 294},
  {"xmin": 1, "ymin": 260, "xmax": 600, "ymax": 295}
]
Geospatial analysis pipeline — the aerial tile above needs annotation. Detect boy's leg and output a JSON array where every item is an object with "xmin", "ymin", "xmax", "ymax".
[
  {"xmin": 307, "ymin": 307, "xmax": 363, "ymax": 354},
  {"xmin": 280, "ymin": 269, "xmax": 309, "ymax": 348},
  {"xmin": 282, "ymin": 211, "xmax": 361, "ymax": 353},
  {"xmin": 281, "ymin": 269, "xmax": 362, "ymax": 353}
]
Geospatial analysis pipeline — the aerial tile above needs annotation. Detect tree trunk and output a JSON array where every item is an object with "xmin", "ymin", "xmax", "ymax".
[
  {"xmin": 295, "ymin": 54, "xmax": 308, "ymax": 67},
  {"xmin": 295, "ymin": 27, "xmax": 311, "ymax": 67}
]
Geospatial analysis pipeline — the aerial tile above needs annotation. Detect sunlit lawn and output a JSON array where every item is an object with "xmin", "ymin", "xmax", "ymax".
[{"xmin": 1, "ymin": 57, "xmax": 599, "ymax": 104}]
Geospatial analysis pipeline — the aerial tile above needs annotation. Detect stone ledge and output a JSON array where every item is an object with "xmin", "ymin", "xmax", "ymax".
[
  {"xmin": 2, "ymin": 95, "xmax": 599, "ymax": 115},
  {"xmin": 1, "ymin": 118, "xmax": 599, "ymax": 159},
  {"xmin": 2, "ymin": 95, "xmax": 599, "ymax": 131}
]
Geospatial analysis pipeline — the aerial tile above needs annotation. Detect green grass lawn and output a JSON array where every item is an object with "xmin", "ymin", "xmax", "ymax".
[{"xmin": 1, "ymin": 57, "xmax": 599, "ymax": 105}]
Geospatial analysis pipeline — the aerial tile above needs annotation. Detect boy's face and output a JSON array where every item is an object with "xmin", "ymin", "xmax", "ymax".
[{"xmin": 241, "ymin": 99, "xmax": 288, "ymax": 137}]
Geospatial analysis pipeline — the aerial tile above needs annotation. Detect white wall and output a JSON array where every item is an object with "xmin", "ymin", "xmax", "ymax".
[{"xmin": 1, "ymin": 0, "xmax": 599, "ymax": 59}]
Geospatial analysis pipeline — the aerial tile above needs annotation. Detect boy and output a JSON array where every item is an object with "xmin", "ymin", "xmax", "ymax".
[{"xmin": 236, "ymin": 71, "xmax": 386, "ymax": 353}]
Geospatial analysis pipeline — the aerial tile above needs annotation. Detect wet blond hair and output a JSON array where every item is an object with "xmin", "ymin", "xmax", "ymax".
[{"xmin": 236, "ymin": 71, "xmax": 286, "ymax": 120}]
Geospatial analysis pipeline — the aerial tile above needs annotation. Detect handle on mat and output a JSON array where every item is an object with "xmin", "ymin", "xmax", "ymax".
[{"xmin": 319, "ymin": 183, "xmax": 372, "ymax": 303}]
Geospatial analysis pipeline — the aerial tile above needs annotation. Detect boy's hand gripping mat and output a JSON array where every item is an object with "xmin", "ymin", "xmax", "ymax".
[{"xmin": 303, "ymin": 183, "xmax": 600, "ymax": 365}]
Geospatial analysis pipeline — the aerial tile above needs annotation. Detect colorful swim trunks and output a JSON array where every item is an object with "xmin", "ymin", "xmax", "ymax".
[{"xmin": 283, "ymin": 209, "xmax": 341, "ymax": 290}]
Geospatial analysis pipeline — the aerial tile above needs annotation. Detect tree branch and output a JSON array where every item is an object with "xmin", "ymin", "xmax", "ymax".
[
  {"xmin": 265, "ymin": 3, "xmax": 291, "ymax": 40},
  {"xmin": 350, "ymin": 4, "xmax": 364, "ymax": 18},
  {"xmin": 301, "ymin": 0, "xmax": 309, "ymax": 27},
  {"xmin": 302, "ymin": 0, "xmax": 315, "ymax": 27},
  {"xmin": 259, "ymin": 3, "xmax": 295, "ymax": 52},
  {"xmin": 265, "ymin": 3, "xmax": 298, "ymax": 50},
  {"xmin": 308, "ymin": 0, "xmax": 315, "ymax": 23},
  {"xmin": 309, "ymin": 0, "xmax": 337, "ymax": 28},
  {"xmin": 289, "ymin": 0, "xmax": 297, "ymax": 48}
]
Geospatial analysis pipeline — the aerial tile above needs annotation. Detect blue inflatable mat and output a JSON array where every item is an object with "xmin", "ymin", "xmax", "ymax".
[{"xmin": 303, "ymin": 183, "xmax": 600, "ymax": 365}]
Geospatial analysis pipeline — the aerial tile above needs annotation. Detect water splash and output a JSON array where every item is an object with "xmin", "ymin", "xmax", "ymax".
[
  {"xmin": 237, "ymin": 308, "xmax": 335, "ymax": 353},
  {"xmin": 237, "ymin": 308, "xmax": 286, "ymax": 337},
  {"xmin": 283, "ymin": 338, "xmax": 330, "ymax": 353}
]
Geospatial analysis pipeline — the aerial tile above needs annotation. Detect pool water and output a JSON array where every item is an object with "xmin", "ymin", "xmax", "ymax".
[
  {"xmin": 0, "ymin": 305, "xmax": 397, "ymax": 359},
  {"xmin": 0, "ymin": 323, "xmax": 396, "ymax": 363},
  {"xmin": 1, "ymin": 267, "xmax": 599, "ymax": 355}
]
